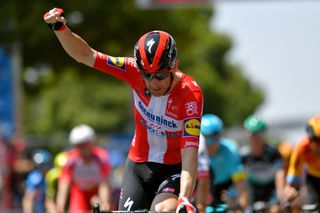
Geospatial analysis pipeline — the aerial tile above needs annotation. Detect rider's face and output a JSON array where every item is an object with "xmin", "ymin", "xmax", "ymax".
[
  {"xmin": 310, "ymin": 140, "xmax": 320, "ymax": 154},
  {"xmin": 205, "ymin": 134, "xmax": 221, "ymax": 156},
  {"xmin": 141, "ymin": 68, "xmax": 173, "ymax": 97},
  {"xmin": 249, "ymin": 132, "xmax": 265, "ymax": 156},
  {"xmin": 75, "ymin": 142, "xmax": 92, "ymax": 158}
]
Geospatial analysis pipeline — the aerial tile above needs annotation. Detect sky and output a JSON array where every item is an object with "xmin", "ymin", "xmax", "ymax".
[{"xmin": 211, "ymin": 0, "xmax": 320, "ymax": 126}]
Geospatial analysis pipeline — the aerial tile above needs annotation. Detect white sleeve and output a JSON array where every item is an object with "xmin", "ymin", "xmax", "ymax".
[{"xmin": 198, "ymin": 134, "xmax": 210, "ymax": 173}]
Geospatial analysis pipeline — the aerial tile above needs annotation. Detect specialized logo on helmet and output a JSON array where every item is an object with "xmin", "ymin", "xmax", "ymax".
[
  {"xmin": 147, "ymin": 39, "xmax": 155, "ymax": 54},
  {"xmin": 107, "ymin": 56, "xmax": 126, "ymax": 71},
  {"xmin": 183, "ymin": 118, "xmax": 201, "ymax": 138}
]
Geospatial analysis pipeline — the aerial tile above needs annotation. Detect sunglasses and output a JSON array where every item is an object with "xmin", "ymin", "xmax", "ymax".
[{"xmin": 141, "ymin": 70, "xmax": 171, "ymax": 81}]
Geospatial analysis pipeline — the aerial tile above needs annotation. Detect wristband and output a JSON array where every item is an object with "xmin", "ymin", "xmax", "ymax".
[{"xmin": 47, "ymin": 22, "xmax": 66, "ymax": 31}]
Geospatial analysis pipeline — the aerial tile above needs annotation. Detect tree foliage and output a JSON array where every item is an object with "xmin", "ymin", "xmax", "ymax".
[{"xmin": 0, "ymin": 0, "xmax": 264, "ymax": 135}]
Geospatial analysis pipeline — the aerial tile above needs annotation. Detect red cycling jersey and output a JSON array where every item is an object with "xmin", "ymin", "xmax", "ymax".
[
  {"xmin": 60, "ymin": 146, "xmax": 111, "ymax": 212},
  {"xmin": 93, "ymin": 53, "xmax": 203, "ymax": 164}
]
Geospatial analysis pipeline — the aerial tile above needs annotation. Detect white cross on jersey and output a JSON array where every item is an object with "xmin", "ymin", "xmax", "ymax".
[{"xmin": 134, "ymin": 92, "xmax": 182, "ymax": 162}]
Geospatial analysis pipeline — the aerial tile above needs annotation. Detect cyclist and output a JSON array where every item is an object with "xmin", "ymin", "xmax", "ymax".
[
  {"xmin": 240, "ymin": 115, "xmax": 283, "ymax": 212},
  {"xmin": 56, "ymin": 124, "xmax": 112, "ymax": 213},
  {"xmin": 45, "ymin": 151, "xmax": 68, "ymax": 213},
  {"xmin": 44, "ymin": 8, "xmax": 203, "ymax": 213},
  {"xmin": 0, "ymin": 136, "xmax": 16, "ymax": 211},
  {"xmin": 196, "ymin": 114, "xmax": 249, "ymax": 213},
  {"xmin": 22, "ymin": 149, "xmax": 52, "ymax": 213},
  {"xmin": 284, "ymin": 114, "xmax": 320, "ymax": 209},
  {"xmin": 275, "ymin": 141, "xmax": 306, "ymax": 212}
]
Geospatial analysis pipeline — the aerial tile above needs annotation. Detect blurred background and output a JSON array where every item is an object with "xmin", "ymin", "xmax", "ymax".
[
  {"xmin": 213, "ymin": 0, "xmax": 320, "ymax": 142},
  {"xmin": 0, "ymin": 0, "xmax": 319, "ymax": 211}
]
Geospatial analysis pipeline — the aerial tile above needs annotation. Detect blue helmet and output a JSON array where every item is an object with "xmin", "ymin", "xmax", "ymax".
[
  {"xmin": 201, "ymin": 114, "xmax": 224, "ymax": 136},
  {"xmin": 32, "ymin": 149, "xmax": 52, "ymax": 168}
]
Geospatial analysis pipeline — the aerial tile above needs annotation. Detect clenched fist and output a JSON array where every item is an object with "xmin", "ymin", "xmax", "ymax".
[{"xmin": 43, "ymin": 8, "xmax": 66, "ymax": 31}]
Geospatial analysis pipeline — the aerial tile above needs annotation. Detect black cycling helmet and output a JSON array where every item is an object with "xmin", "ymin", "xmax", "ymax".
[
  {"xmin": 306, "ymin": 114, "xmax": 320, "ymax": 141},
  {"xmin": 134, "ymin": 30, "xmax": 177, "ymax": 73}
]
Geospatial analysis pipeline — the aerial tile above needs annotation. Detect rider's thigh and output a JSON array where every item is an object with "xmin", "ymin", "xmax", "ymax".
[
  {"xmin": 151, "ymin": 193, "xmax": 178, "ymax": 212},
  {"xmin": 118, "ymin": 159, "xmax": 151, "ymax": 210}
]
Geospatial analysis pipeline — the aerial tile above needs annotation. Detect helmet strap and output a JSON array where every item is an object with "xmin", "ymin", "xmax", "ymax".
[{"xmin": 163, "ymin": 72, "xmax": 174, "ymax": 95}]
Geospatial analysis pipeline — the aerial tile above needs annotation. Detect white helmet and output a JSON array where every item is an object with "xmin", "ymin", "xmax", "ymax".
[{"xmin": 69, "ymin": 124, "xmax": 95, "ymax": 145}]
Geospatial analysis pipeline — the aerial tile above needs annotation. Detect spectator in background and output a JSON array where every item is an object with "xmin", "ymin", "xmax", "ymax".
[
  {"xmin": 12, "ymin": 151, "xmax": 33, "ymax": 211},
  {"xmin": 45, "ymin": 151, "xmax": 68, "ymax": 213},
  {"xmin": 22, "ymin": 149, "xmax": 52, "ymax": 213},
  {"xmin": 240, "ymin": 115, "xmax": 283, "ymax": 212},
  {"xmin": 56, "ymin": 124, "xmax": 112, "ymax": 213},
  {"xmin": 196, "ymin": 114, "xmax": 249, "ymax": 213},
  {"xmin": 0, "ymin": 136, "xmax": 16, "ymax": 211},
  {"xmin": 285, "ymin": 114, "xmax": 320, "ymax": 209}
]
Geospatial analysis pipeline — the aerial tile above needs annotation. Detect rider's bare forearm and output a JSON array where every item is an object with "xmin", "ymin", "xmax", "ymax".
[
  {"xmin": 56, "ymin": 180, "xmax": 70, "ymax": 213},
  {"xmin": 54, "ymin": 27, "xmax": 96, "ymax": 67},
  {"xmin": 98, "ymin": 181, "xmax": 112, "ymax": 210},
  {"xmin": 196, "ymin": 178, "xmax": 209, "ymax": 213},
  {"xmin": 180, "ymin": 147, "xmax": 198, "ymax": 199}
]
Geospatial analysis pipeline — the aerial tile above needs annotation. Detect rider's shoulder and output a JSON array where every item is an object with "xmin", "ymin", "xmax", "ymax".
[
  {"xmin": 221, "ymin": 138, "xmax": 239, "ymax": 148},
  {"xmin": 180, "ymin": 72, "xmax": 202, "ymax": 92},
  {"xmin": 94, "ymin": 52, "xmax": 138, "ymax": 72}
]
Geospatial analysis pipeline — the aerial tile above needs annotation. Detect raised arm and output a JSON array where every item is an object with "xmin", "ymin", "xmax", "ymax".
[{"xmin": 43, "ymin": 8, "xmax": 96, "ymax": 67}]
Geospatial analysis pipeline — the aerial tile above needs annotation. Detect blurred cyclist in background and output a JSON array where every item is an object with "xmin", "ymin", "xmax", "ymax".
[
  {"xmin": 196, "ymin": 114, "xmax": 249, "ymax": 213},
  {"xmin": 45, "ymin": 151, "xmax": 68, "ymax": 213},
  {"xmin": 56, "ymin": 124, "xmax": 112, "ymax": 213},
  {"xmin": 44, "ymin": 8, "xmax": 203, "ymax": 213},
  {"xmin": 284, "ymin": 114, "xmax": 320, "ymax": 209},
  {"xmin": 22, "ymin": 149, "xmax": 52, "ymax": 213},
  {"xmin": 275, "ymin": 141, "xmax": 306, "ymax": 212},
  {"xmin": 0, "ymin": 135, "xmax": 16, "ymax": 211},
  {"xmin": 240, "ymin": 115, "xmax": 283, "ymax": 212}
]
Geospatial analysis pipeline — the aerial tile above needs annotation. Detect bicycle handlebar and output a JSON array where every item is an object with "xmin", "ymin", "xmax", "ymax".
[{"xmin": 92, "ymin": 203, "xmax": 176, "ymax": 213}]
